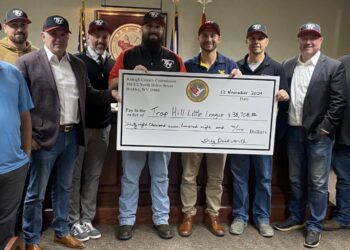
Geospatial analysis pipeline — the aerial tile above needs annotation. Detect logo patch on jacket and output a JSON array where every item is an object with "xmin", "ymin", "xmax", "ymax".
[
  {"xmin": 218, "ymin": 70, "xmax": 225, "ymax": 74},
  {"xmin": 162, "ymin": 59, "xmax": 175, "ymax": 69}
]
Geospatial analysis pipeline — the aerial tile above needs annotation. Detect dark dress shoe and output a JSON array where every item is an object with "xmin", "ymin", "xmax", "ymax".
[
  {"xmin": 205, "ymin": 213, "xmax": 225, "ymax": 236},
  {"xmin": 54, "ymin": 234, "xmax": 85, "ymax": 248},
  {"xmin": 154, "ymin": 224, "xmax": 174, "ymax": 239},
  {"xmin": 179, "ymin": 214, "xmax": 193, "ymax": 237},
  {"xmin": 118, "ymin": 225, "xmax": 133, "ymax": 240},
  {"xmin": 25, "ymin": 244, "xmax": 42, "ymax": 250}
]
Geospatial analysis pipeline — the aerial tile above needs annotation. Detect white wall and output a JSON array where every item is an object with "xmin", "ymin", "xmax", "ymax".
[{"xmin": 1, "ymin": 0, "xmax": 349, "ymax": 62}]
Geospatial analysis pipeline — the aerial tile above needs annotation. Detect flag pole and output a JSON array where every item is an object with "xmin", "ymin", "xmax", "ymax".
[{"xmin": 170, "ymin": 0, "xmax": 180, "ymax": 54}]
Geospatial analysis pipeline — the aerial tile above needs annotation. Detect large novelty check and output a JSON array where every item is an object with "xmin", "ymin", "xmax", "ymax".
[{"xmin": 117, "ymin": 70, "xmax": 280, "ymax": 155}]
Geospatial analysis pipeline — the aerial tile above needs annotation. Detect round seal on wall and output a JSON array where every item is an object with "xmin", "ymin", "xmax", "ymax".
[
  {"xmin": 186, "ymin": 79, "xmax": 209, "ymax": 102},
  {"xmin": 109, "ymin": 23, "xmax": 142, "ymax": 59}
]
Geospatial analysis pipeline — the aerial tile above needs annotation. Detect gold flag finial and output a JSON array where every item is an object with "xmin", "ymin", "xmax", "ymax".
[{"xmin": 197, "ymin": 0, "xmax": 212, "ymax": 13}]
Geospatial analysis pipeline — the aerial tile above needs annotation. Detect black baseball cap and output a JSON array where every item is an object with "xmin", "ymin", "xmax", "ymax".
[
  {"xmin": 4, "ymin": 8, "xmax": 31, "ymax": 24},
  {"xmin": 198, "ymin": 21, "xmax": 220, "ymax": 36},
  {"xmin": 43, "ymin": 15, "xmax": 71, "ymax": 33},
  {"xmin": 246, "ymin": 23, "xmax": 268, "ymax": 38},
  {"xmin": 142, "ymin": 11, "xmax": 165, "ymax": 26},
  {"xmin": 297, "ymin": 22, "xmax": 322, "ymax": 37},
  {"xmin": 88, "ymin": 19, "xmax": 111, "ymax": 34}
]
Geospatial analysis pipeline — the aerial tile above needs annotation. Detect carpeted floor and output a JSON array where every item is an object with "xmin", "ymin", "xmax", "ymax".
[
  {"xmin": 38, "ymin": 171, "xmax": 347, "ymax": 249},
  {"xmin": 40, "ymin": 223, "xmax": 349, "ymax": 250}
]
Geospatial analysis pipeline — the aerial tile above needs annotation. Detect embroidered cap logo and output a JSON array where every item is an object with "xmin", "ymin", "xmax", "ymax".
[
  {"xmin": 149, "ymin": 11, "xmax": 160, "ymax": 18},
  {"xmin": 12, "ymin": 10, "xmax": 23, "ymax": 17},
  {"xmin": 305, "ymin": 24, "xmax": 315, "ymax": 30},
  {"xmin": 53, "ymin": 17, "xmax": 64, "ymax": 24},
  {"xmin": 252, "ymin": 24, "xmax": 261, "ymax": 30},
  {"xmin": 95, "ymin": 20, "xmax": 103, "ymax": 26}
]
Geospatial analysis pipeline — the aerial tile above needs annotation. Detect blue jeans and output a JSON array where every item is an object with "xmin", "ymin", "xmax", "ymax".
[
  {"xmin": 331, "ymin": 144, "xmax": 350, "ymax": 225},
  {"xmin": 287, "ymin": 126, "xmax": 332, "ymax": 232},
  {"xmin": 119, "ymin": 151, "xmax": 170, "ymax": 225},
  {"xmin": 23, "ymin": 131, "xmax": 79, "ymax": 244},
  {"xmin": 228, "ymin": 154, "xmax": 272, "ymax": 225}
]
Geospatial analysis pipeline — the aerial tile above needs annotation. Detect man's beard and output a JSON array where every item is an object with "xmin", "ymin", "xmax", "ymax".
[
  {"xmin": 94, "ymin": 43, "xmax": 107, "ymax": 55},
  {"xmin": 200, "ymin": 44, "xmax": 217, "ymax": 53},
  {"xmin": 9, "ymin": 33, "xmax": 27, "ymax": 45},
  {"xmin": 142, "ymin": 33, "xmax": 163, "ymax": 52}
]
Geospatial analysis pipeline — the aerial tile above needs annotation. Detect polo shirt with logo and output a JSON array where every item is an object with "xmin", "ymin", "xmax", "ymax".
[{"xmin": 184, "ymin": 52, "xmax": 238, "ymax": 75}]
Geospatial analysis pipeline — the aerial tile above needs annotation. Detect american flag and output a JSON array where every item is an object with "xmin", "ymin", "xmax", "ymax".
[
  {"xmin": 77, "ymin": 0, "xmax": 87, "ymax": 53},
  {"xmin": 170, "ymin": 1, "xmax": 179, "ymax": 54}
]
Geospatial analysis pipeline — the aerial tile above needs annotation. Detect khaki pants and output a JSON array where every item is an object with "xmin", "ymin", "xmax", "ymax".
[{"xmin": 180, "ymin": 153, "xmax": 226, "ymax": 216}]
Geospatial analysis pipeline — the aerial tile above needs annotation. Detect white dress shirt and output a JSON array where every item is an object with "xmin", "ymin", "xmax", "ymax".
[
  {"xmin": 87, "ymin": 46, "xmax": 107, "ymax": 63},
  {"xmin": 288, "ymin": 51, "xmax": 321, "ymax": 126},
  {"xmin": 44, "ymin": 46, "xmax": 80, "ymax": 125}
]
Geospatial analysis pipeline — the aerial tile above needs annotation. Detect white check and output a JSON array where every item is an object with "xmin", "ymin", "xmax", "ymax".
[{"xmin": 117, "ymin": 70, "xmax": 280, "ymax": 155}]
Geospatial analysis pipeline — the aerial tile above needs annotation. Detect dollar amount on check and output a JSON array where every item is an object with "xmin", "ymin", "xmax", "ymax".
[{"xmin": 117, "ymin": 70, "xmax": 280, "ymax": 155}]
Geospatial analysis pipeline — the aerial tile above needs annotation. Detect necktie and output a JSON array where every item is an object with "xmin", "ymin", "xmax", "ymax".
[
  {"xmin": 97, "ymin": 55, "xmax": 104, "ymax": 77},
  {"xmin": 97, "ymin": 55, "xmax": 104, "ymax": 68}
]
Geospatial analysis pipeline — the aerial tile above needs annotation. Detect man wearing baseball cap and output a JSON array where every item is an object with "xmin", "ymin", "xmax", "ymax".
[
  {"xmin": 109, "ymin": 10, "xmax": 186, "ymax": 240},
  {"xmin": 228, "ymin": 23, "xmax": 289, "ymax": 238},
  {"xmin": 17, "ymin": 15, "xmax": 119, "ymax": 250},
  {"xmin": 0, "ymin": 8, "xmax": 37, "ymax": 64},
  {"xmin": 179, "ymin": 21, "xmax": 240, "ymax": 237},
  {"xmin": 274, "ymin": 22, "xmax": 347, "ymax": 248},
  {"xmin": 69, "ymin": 19, "xmax": 114, "ymax": 242}
]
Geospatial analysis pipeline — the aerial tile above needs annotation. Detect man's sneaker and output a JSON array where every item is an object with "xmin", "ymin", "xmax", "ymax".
[
  {"xmin": 229, "ymin": 220, "xmax": 247, "ymax": 235},
  {"xmin": 324, "ymin": 219, "xmax": 350, "ymax": 231},
  {"xmin": 257, "ymin": 223, "xmax": 274, "ymax": 237},
  {"xmin": 82, "ymin": 222, "xmax": 101, "ymax": 239},
  {"xmin": 70, "ymin": 223, "xmax": 89, "ymax": 242},
  {"xmin": 274, "ymin": 217, "xmax": 304, "ymax": 231},
  {"xmin": 304, "ymin": 230, "xmax": 321, "ymax": 248}
]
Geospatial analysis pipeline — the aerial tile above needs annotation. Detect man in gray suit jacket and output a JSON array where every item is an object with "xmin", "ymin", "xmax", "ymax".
[
  {"xmin": 324, "ymin": 54, "xmax": 350, "ymax": 231},
  {"xmin": 274, "ymin": 23, "xmax": 347, "ymax": 248},
  {"xmin": 16, "ymin": 15, "xmax": 118, "ymax": 250}
]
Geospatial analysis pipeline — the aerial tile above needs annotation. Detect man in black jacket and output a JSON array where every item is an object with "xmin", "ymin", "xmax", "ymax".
[
  {"xmin": 228, "ymin": 23, "xmax": 289, "ymax": 238},
  {"xmin": 324, "ymin": 54, "xmax": 350, "ymax": 231},
  {"xmin": 69, "ymin": 19, "xmax": 115, "ymax": 242},
  {"xmin": 109, "ymin": 11, "xmax": 186, "ymax": 241},
  {"xmin": 274, "ymin": 23, "xmax": 347, "ymax": 248}
]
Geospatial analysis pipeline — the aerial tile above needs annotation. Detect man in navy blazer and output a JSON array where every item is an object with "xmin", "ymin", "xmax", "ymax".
[
  {"xmin": 274, "ymin": 23, "xmax": 347, "ymax": 248},
  {"xmin": 16, "ymin": 16, "xmax": 118, "ymax": 250}
]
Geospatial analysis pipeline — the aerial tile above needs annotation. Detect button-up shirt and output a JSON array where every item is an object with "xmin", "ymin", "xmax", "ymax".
[
  {"xmin": 44, "ymin": 46, "xmax": 80, "ymax": 125},
  {"xmin": 288, "ymin": 51, "xmax": 321, "ymax": 126},
  {"xmin": 87, "ymin": 46, "xmax": 108, "ymax": 64}
]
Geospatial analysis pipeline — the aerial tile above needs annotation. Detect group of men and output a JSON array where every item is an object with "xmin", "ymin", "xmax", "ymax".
[
  {"xmin": 0, "ymin": 7, "xmax": 349, "ymax": 250},
  {"xmin": 0, "ymin": 8, "xmax": 118, "ymax": 250}
]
